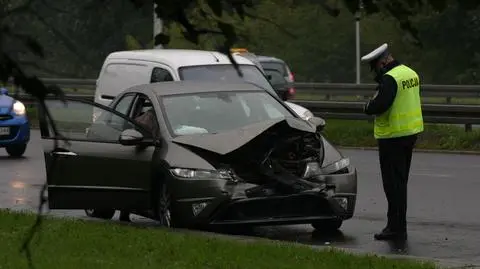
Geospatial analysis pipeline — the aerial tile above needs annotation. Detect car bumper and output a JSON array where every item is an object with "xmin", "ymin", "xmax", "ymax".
[
  {"xmin": 170, "ymin": 166, "xmax": 357, "ymax": 226},
  {"xmin": 0, "ymin": 116, "xmax": 30, "ymax": 147}
]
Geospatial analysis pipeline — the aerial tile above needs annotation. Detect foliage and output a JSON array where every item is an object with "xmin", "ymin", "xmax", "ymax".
[
  {"xmin": 4, "ymin": 1, "xmax": 480, "ymax": 83},
  {"xmin": 2, "ymin": 0, "xmax": 480, "ymax": 268}
]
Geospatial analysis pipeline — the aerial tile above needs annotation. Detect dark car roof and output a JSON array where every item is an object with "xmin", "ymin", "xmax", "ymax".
[
  {"xmin": 134, "ymin": 81, "xmax": 266, "ymax": 96},
  {"xmin": 256, "ymin": 55, "xmax": 286, "ymax": 64}
]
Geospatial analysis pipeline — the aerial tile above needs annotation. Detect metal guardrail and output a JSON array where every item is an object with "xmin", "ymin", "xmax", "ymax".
[
  {"xmin": 8, "ymin": 78, "xmax": 480, "ymax": 131},
  {"xmin": 293, "ymin": 82, "xmax": 480, "ymax": 97}
]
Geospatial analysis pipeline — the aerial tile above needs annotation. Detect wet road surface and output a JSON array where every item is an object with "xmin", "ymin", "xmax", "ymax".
[{"xmin": 1, "ymin": 130, "xmax": 480, "ymax": 265}]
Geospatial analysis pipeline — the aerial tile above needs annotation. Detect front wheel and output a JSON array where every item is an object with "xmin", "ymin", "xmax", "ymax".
[
  {"xmin": 6, "ymin": 143, "xmax": 27, "ymax": 157},
  {"xmin": 85, "ymin": 209, "xmax": 115, "ymax": 220},
  {"xmin": 311, "ymin": 219, "xmax": 343, "ymax": 232},
  {"xmin": 156, "ymin": 183, "xmax": 180, "ymax": 228}
]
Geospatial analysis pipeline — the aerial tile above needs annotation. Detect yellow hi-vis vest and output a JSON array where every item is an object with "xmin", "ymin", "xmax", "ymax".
[{"xmin": 374, "ymin": 65, "xmax": 424, "ymax": 139}]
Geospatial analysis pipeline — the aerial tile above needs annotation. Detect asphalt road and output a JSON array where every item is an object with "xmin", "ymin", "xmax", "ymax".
[{"xmin": 1, "ymin": 130, "xmax": 480, "ymax": 265}]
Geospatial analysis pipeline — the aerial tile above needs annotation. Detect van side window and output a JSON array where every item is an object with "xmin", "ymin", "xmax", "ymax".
[{"xmin": 151, "ymin": 67, "xmax": 173, "ymax": 82}]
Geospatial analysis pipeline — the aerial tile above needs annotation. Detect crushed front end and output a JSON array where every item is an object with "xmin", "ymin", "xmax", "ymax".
[{"xmin": 170, "ymin": 118, "xmax": 357, "ymax": 227}]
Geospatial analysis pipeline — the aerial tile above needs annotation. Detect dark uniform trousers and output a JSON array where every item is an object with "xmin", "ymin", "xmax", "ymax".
[{"xmin": 377, "ymin": 133, "xmax": 418, "ymax": 232}]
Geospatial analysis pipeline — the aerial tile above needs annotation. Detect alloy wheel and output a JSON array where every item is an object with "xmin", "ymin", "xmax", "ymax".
[{"xmin": 158, "ymin": 184, "xmax": 172, "ymax": 227}]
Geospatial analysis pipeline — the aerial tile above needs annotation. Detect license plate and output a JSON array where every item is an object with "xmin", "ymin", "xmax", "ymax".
[{"xmin": 0, "ymin": 127, "xmax": 10, "ymax": 136}]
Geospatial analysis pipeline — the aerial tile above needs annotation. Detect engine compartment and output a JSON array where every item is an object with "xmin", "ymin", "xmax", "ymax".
[
  {"xmin": 228, "ymin": 128, "xmax": 325, "ymax": 196},
  {"xmin": 173, "ymin": 118, "xmax": 328, "ymax": 199},
  {"xmin": 270, "ymin": 131, "xmax": 325, "ymax": 177}
]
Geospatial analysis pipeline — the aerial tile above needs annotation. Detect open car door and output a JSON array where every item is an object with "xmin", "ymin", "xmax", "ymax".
[{"xmin": 38, "ymin": 97, "xmax": 156, "ymax": 211}]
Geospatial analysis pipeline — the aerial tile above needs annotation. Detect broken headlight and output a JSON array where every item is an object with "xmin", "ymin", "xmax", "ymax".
[
  {"xmin": 170, "ymin": 168, "xmax": 234, "ymax": 180},
  {"xmin": 302, "ymin": 158, "xmax": 350, "ymax": 177}
]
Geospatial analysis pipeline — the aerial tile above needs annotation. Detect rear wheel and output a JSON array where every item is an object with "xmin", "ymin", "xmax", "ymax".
[
  {"xmin": 84, "ymin": 209, "xmax": 115, "ymax": 220},
  {"xmin": 6, "ymin": 144, "xmax": 27, "ymax": 157},
  {"xmin": 311, "ymin": 219, "xmax": 343, "ymax": 232}
]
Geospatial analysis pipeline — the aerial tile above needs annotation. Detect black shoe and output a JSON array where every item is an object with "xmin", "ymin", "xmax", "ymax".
[{"xmin": 374, "ymin": 228, "xmax": 407, "ymax": 241}]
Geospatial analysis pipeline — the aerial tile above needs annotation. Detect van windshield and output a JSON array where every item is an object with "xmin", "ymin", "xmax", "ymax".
[{"xmin": 178, "ymin": 64, "xmax": 279, "ymax": 97}]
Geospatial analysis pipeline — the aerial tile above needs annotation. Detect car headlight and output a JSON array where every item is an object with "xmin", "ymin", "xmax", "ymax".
[
  {"xmin": 170, "ymin": 168, "xmax": 234, "ymax": 180},
  {"xmin": 302, "ymin": 158, "xmax": 350, "ymax": 178},
  {"xmin": 302, "ymin": 110, "xmax": 314, "ymax": 121},
  {"xmin": 12, "ymin": 101, "xmax": 26, "ymax": 116}
]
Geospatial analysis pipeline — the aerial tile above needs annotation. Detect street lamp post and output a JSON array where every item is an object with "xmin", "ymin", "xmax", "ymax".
[
  {"xmin": 355, "ymin": 0, "xmax": 363, "ymax": 84},
  {"xmin": 153, "ymin": 2, "xmax": 163, "ymax": 49}
]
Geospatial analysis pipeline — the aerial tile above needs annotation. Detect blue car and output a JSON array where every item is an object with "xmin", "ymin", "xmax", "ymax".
[{"xmin": 0, "ymin": 87, "xmax": 30, "ymax": 157}]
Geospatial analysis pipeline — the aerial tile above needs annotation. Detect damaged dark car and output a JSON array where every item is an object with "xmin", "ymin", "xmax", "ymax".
[{"xmin": 39, "ymin": 81, "xmax": 357, "ymax": 232}]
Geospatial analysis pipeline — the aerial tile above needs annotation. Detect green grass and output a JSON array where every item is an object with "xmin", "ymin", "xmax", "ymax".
[
  {"xmin": 323, "ymin": 119, "xmax": 480, "ymax": 151},
  {"xmin": 0, "ymin": 210, "xmax": 436, "ymax": 269}
]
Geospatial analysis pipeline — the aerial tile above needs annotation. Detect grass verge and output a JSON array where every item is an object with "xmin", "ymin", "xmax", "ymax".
[
  {"xmin": 0, "ymin": 210, "xmax": 436, "ymax": 269},
  {"xmin": 323, "ymin": 119, "xmax": 480, "ymax": 151}
]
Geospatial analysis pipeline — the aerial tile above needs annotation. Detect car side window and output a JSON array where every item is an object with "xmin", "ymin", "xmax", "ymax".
[
  {"xmin": 151, "ymin": 67, "xmax": 173, "ymax": 82},
  {"xmin": 42, "ymin": 99, "xmax": 149, "ymax": 143},
  {"xmin": 130, "ymin": 94, "xmax": 160, "ymax": 138},
  {"xmin": 110, "ymin": 94, "xmax": 136, "ymax": 126}
]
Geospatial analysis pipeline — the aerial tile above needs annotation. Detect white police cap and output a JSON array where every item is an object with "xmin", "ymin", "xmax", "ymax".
[{"xmin": 361, "ymin": 43, "xmax": 388, "ymax": 62}]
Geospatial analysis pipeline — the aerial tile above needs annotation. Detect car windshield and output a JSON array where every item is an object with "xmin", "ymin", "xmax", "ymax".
[
  {"xmin": 178, "ymin": 64, "xmax": 278, "ymax": 97},
  {"xmin": 160, "ymin": 91, "xmax": 293, "ymax": 136}
]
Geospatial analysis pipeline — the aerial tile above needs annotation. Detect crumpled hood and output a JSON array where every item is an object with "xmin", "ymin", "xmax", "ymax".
[
  {"xmin": 0, "ymin": 95, "xmax": 14, "ymax": 114},
  {"xmin": 172, "ymin": 117, "xmax": 316, "ymax": 155}
]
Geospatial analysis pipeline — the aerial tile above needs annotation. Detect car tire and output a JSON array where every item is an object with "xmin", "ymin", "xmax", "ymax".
[
  {"xmin": 156, "ymin": 182, "xmax": 179, "ymax": 228},
  {"xmin": 311, "ymin": 219, "xmax": 343, "ymax": 232},
  {"xmin": 6, "ymin": 143, "xmax": 27, "ymax": 157},
  {"xmin": 84, "ymin": 209, "xmax": 115, "ymax": 220}
]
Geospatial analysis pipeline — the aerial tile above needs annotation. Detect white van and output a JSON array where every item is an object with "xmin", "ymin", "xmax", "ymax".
[{"xmin": 94, "ymin": 49, "xmax": 313, "ymax": 120}]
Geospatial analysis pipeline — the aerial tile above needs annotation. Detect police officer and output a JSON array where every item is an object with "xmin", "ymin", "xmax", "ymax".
[{"xmin": 361, "ymin": 43, "xmax": 424, "ymax": 240}]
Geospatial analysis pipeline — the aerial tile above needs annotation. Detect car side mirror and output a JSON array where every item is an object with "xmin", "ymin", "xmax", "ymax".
[
  {"xmin": 308, "ymin": 116, "xmax": 326, "ymax": 132},
  {"xmin": 119, "ymin": 129, "xmax": 145, "ymax": 146}
]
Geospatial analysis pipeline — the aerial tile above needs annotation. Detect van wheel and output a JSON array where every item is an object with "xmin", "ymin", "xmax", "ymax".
[
  {"xmin": 85, "ymin": 209, "xmax": 115, "ymax": 220},
  {"xmin": 311, "ymin": 219, "xmax": 343, "ymax": 232},
  {"xmin": 6, "ymin": 144, "xmax": 27, "ymax": 157}
]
